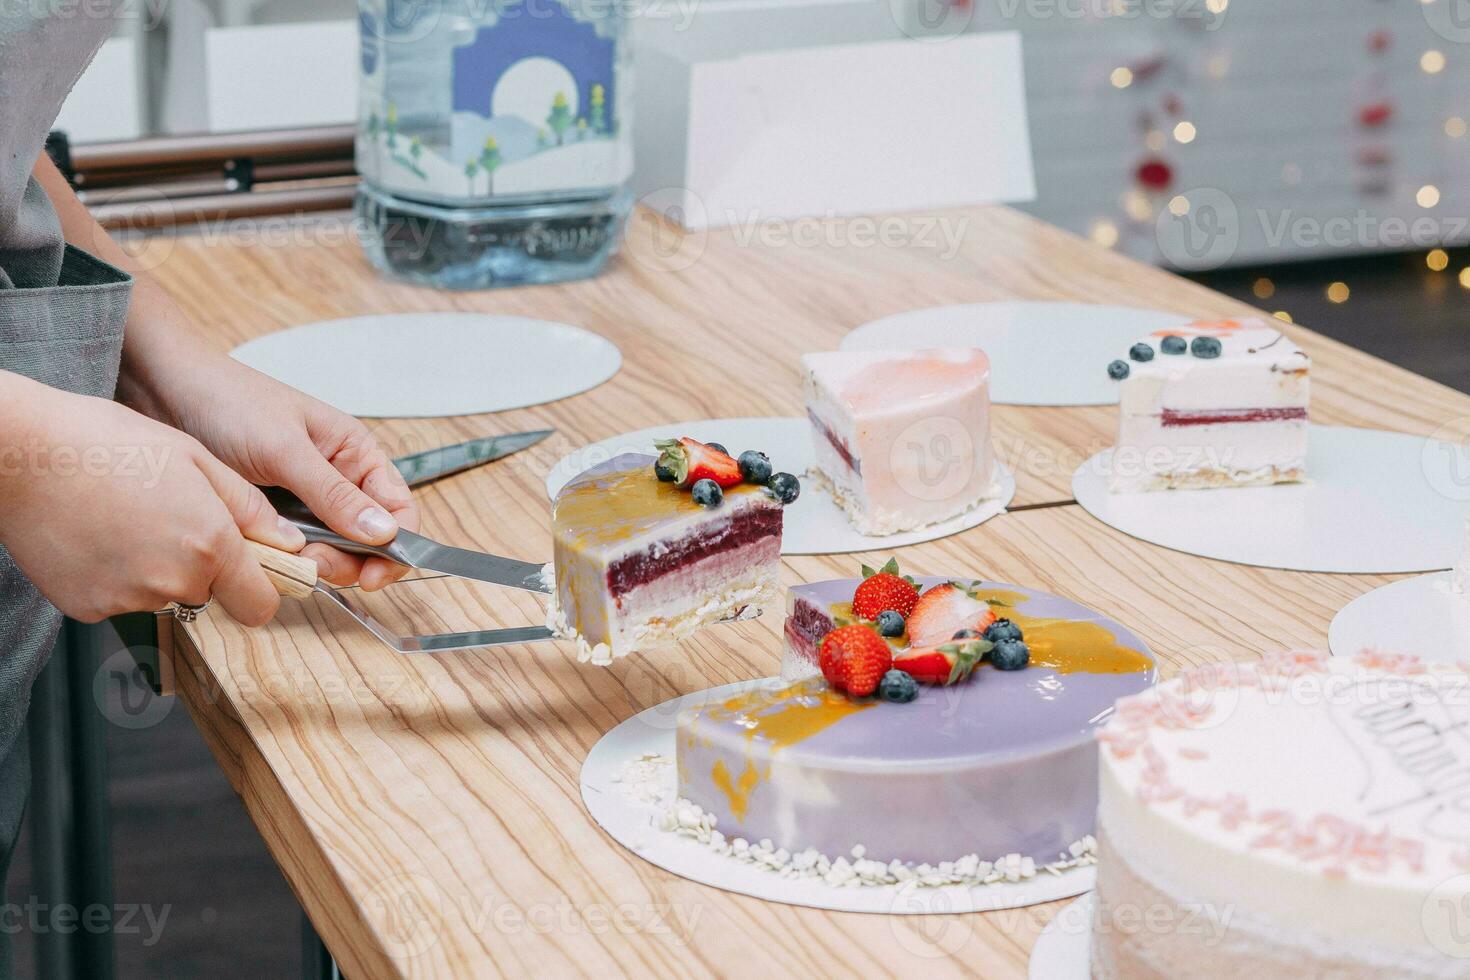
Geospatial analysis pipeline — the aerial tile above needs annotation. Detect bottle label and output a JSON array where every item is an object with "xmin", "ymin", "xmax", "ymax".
[{"xmin": 358, "ymin": 0, "xmax": 631, "ymax": 204}]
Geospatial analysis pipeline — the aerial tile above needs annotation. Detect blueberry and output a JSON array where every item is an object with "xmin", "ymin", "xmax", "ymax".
[
  {"xmin": 1160, "ymin": 335, "xmax": 1188, "ymax": 355},
  {"xmin": 768, "ymin": 472, "xmax": 801, "ymax": 505},
  {"xmin": 1129, "ymin": 343, "xmax": 1155, "ymax": 362},
  {"xmin": 991, "ymin": 638, "xmax": 1030, "ymax": 671},
  {"xmin": 738, "ymin": 450, "xmax": 773, "ymax": 485},
  {"xmin": 984, "ymin": 618, "xmax": 1023, "ymax": 644},
  {"xmin": 705, "ymin": 442, "xmax": 729, "ymax": 456},
  {"xmin": 877, "ymin": 610, "xmax": 906, "ymax": 637},
  {"xmin": 878, "ymin": 669, "xmax": 918, "ymax": 704},
  {"xmin": 1107, "ymin": 359, "xmax": 1130, "ymax": 381},
  {"xmin": 1190, "ymin": 336, "xmax": 1222, "ymax": 359},
  {"xmin": 654, "ymin": 458, "xmax": 677, "ymax": 482},
  {"xmin": 952, "ymin": 628, "xmax": 982, "ymax": 640},
  {"xmin": 691, "ymin": 478, "xmax": 723, "ymax": 507}
]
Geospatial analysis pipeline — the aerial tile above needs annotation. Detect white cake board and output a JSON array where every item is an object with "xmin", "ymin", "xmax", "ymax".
[
  {"xmin": 231, "ymin": 313, "xmax": 621, "ymax": 418},
  {"xmin": 1072, "ymin": 426, "xmax": 1470, "ymax": 574},
  {"xmin": 1328, "ymin": 572, "xmax": 1470, "ymax": 662},
  {"xmin": 545, "ymin": 417, "xmax": 1016, "ymax": 555},
  {"xmin": 840, "ymin": 302, "xmax": 1193, "ymax": 406},
  {"xmin": 1028, "ymin": 894, "xmax": 1092, "ymax": 979},
  {"xmin": 582, "ymin": 681, "xmax": 1096, "ymax": 914}
]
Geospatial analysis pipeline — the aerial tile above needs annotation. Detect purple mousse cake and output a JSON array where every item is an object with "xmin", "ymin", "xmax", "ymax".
[
  {"xmin": 676, "ymin": 576, "xmax": 1155, "ymax": 866},
  {"xmin": 547, "ymin": 452, "xmax": 785, "ymax": 665}
]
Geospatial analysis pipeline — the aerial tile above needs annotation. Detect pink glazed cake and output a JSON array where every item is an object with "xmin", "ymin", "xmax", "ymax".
[{"xmin": 802, "ymin": 348, "xmax": 1000, "ymax": 535}]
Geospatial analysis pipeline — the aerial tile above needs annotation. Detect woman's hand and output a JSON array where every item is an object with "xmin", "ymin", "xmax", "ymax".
[
  {"xmin": 32, "ymin": 155, "xmax": 419, "ymax": 593},
  {"xmin": 128, "ymin": 343, "xmax": 420, "ymax": 591},
  {"xmin": 0, "ymin": 373, "xmax": 306, "ymax": 625}
]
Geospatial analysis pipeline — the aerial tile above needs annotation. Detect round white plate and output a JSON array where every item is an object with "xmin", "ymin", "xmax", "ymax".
[
  {"xmin": 231, "ymin": 313, "xmax": 621, "ymax": 418},
  {"xmin": 1328, "ymin": 572, "xmax": 1470, "ymax": 662},
  {"xmin": 545, "ymin": 417, "xmax": 1016, "ymax": 555},
  {"xmin": 1028, "ymin": 894, "xmax": 1092, "ymax": 979},
  {"xmin": 582, "ymin": 680, "xmax": 1096, "ymax": 914},
  {"xmin": 840, "ymin": 301, "xmax": 1193, "ymax": 406},
  {"xmin": 1072, "ymin": 426, "xmax": 1470, "ymax": 574}
]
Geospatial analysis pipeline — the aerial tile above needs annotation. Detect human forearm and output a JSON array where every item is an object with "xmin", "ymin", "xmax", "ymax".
[{"xmin": 32, "ymin": 153, "xmax": 212, "ymax": 425}]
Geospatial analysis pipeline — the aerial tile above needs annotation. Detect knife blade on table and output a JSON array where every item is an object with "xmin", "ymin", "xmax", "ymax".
[
  {"xmin": 262, "ymin": 485, "xmax": 551, "ymax": 594},
  {"xmin": 392, "ymin": 429, "xmax": 553, "ymax": 488}
]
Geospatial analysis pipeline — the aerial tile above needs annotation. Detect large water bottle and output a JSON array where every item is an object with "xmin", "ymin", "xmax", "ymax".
[{"xmin": 355, "ymin": 0, "xmax": 633, "ymax": 289}]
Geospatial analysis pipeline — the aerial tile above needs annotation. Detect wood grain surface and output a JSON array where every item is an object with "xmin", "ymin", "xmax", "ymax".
[{"xmin": 143, "ymin": 204, "xmax": 1470, "ymax": 978}]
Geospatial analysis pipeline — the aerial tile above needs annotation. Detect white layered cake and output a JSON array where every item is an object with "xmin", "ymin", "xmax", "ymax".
[
  {"xmin": 1107, "ymin": 319, "xmax": 1310, "ymax": 493},
  {"xmin": 802, "ymin": 348, "xmax": 1000, "ymax": 535},
  {"xmin": 546, "ymin": 451, "xmax": 785, "ymax": 664},
  {"xmin": 1093, "ymin": 649, "xmax": 1470, "ymax": 979}
]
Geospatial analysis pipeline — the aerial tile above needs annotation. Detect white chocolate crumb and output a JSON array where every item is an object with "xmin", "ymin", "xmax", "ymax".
[{"xmin": 612, "ymin": 753, "xmax": 1096, "ymax": 890}]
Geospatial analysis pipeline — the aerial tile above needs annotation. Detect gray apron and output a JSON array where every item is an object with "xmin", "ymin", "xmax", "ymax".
[{"xmin": 0, "ymin": 6, "xmax": 133, "ymax": 968}]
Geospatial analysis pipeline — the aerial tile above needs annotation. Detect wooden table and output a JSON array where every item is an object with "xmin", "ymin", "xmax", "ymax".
[{"xmin": 148, "ymin": 205, "xmax": 1470, "ymax": 978}]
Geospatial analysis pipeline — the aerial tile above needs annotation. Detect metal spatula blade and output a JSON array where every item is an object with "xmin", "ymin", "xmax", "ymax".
[
  {"xmin": 249, "ymin": 541, "xmax": 553, "ymax": 652},
  {"xmin": 247, "ymin": 542, "xmax": 758, "ymax": 656}
]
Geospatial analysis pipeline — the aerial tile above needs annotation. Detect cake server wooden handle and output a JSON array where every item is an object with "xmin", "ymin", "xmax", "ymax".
[{"xmin": 246, "ymin": 540, "xmax": 318, "ymax": 600}]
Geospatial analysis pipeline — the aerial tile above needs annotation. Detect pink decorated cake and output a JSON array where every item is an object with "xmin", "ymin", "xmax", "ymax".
[
  {"xmin": 675, "ymin": 561, "xmax": 1155, "ymax": 870},
  {"xmin": 1093, "ymin": 650, "xmax": 1470, "ymax": 978},
  {"xmin": 802, "ymin": 348, "xmax": 1000, "ymax": 535},
  {"xmin": 1106, "ymin": 318, "xmax": 1310, "ymax": 493},
  {"xmin": 547, "ymin": 439, "xmax": 799, "ymax": 664}
]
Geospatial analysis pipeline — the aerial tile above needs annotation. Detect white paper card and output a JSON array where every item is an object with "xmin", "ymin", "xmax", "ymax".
[
  {"xmin": 640, "ymin": 29, "xmax": 1035, "ymax": 228},
  {"xmin": 206, "ymin": 21, "xmax": 357, "ymax": 132}
]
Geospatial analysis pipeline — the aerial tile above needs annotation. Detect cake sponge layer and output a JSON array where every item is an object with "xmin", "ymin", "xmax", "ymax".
[{"xmin": 549, "ymin": 453, "xmax": 783, "ymax": 663}]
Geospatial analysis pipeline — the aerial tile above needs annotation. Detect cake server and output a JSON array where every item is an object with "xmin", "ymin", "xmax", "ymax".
[
  {"xmin": 248, "ymin": 542, "xmax": 759, "ymax": 653},
  {"xmin": 248, "ymin": 541, "xmax": 555, "ymax": 652},
  {"xmin": 392, "ymin": 428, "xmax": 553, "ymax": 487},
  {"xmin": 262, "ymin": 485, "xmax": 551, "ymax": 593}
]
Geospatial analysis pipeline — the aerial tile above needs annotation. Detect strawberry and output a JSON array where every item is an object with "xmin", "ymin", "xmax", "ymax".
[
  {"xmin": 817, "ymin": 625, "xmax": 893, "ymax": 697},
  {"xmin": 851, "ymin": 558, "xmax": 920, "ymax": 621},
  {"xmin": 653, "ymin": 437, "xmax": 743, "ymax": 489},
  {"xmin": 905, "ymin": 581, "xmax": 997, "ymax": 648},
  {"xmin": 893, "ymin": 639, "xmax": 992, "ymax": 685}
]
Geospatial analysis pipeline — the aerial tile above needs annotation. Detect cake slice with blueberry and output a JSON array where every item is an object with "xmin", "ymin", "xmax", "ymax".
[
  {"xmin": 1106, "ymin": 318, "xmax": 1310, "ymax": 493},
  {"xmin": 546, "ymin": 438, "xmax": 799, "ymax": 664},
  {"xmin": 802, "ymin": 348, "xmax": 999, "ymax": 535}
]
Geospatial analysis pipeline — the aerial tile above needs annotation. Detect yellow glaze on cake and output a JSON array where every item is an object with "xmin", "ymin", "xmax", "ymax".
[{"xmin": 682, "ymin": 679, "xmax": 873, "ymax": 820}]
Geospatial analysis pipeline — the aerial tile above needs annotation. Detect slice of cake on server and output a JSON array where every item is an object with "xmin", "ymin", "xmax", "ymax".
[
  {"xmin": 1105, "ymin": 318, "xmax": 1311, "ymax": 492},
  {"xmin": 802, "ymin": 348, "xmax": 1001, "ymax": 535},
  {"xmin": 546, "ymin": 439, "xmax": 800, "ymax": 664}
]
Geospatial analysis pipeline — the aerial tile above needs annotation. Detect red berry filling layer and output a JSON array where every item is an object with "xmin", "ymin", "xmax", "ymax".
[
  {"xmin": 807, "ymin": 409, "xmax": 861, "ymax": 475},
  {"xmin": 605, "ymin": 506, "xmax": 783, "ymax": 599},
  {"xmin": 1159, "ymin": 407, "xmax": 1308, "ymax": 427}
]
